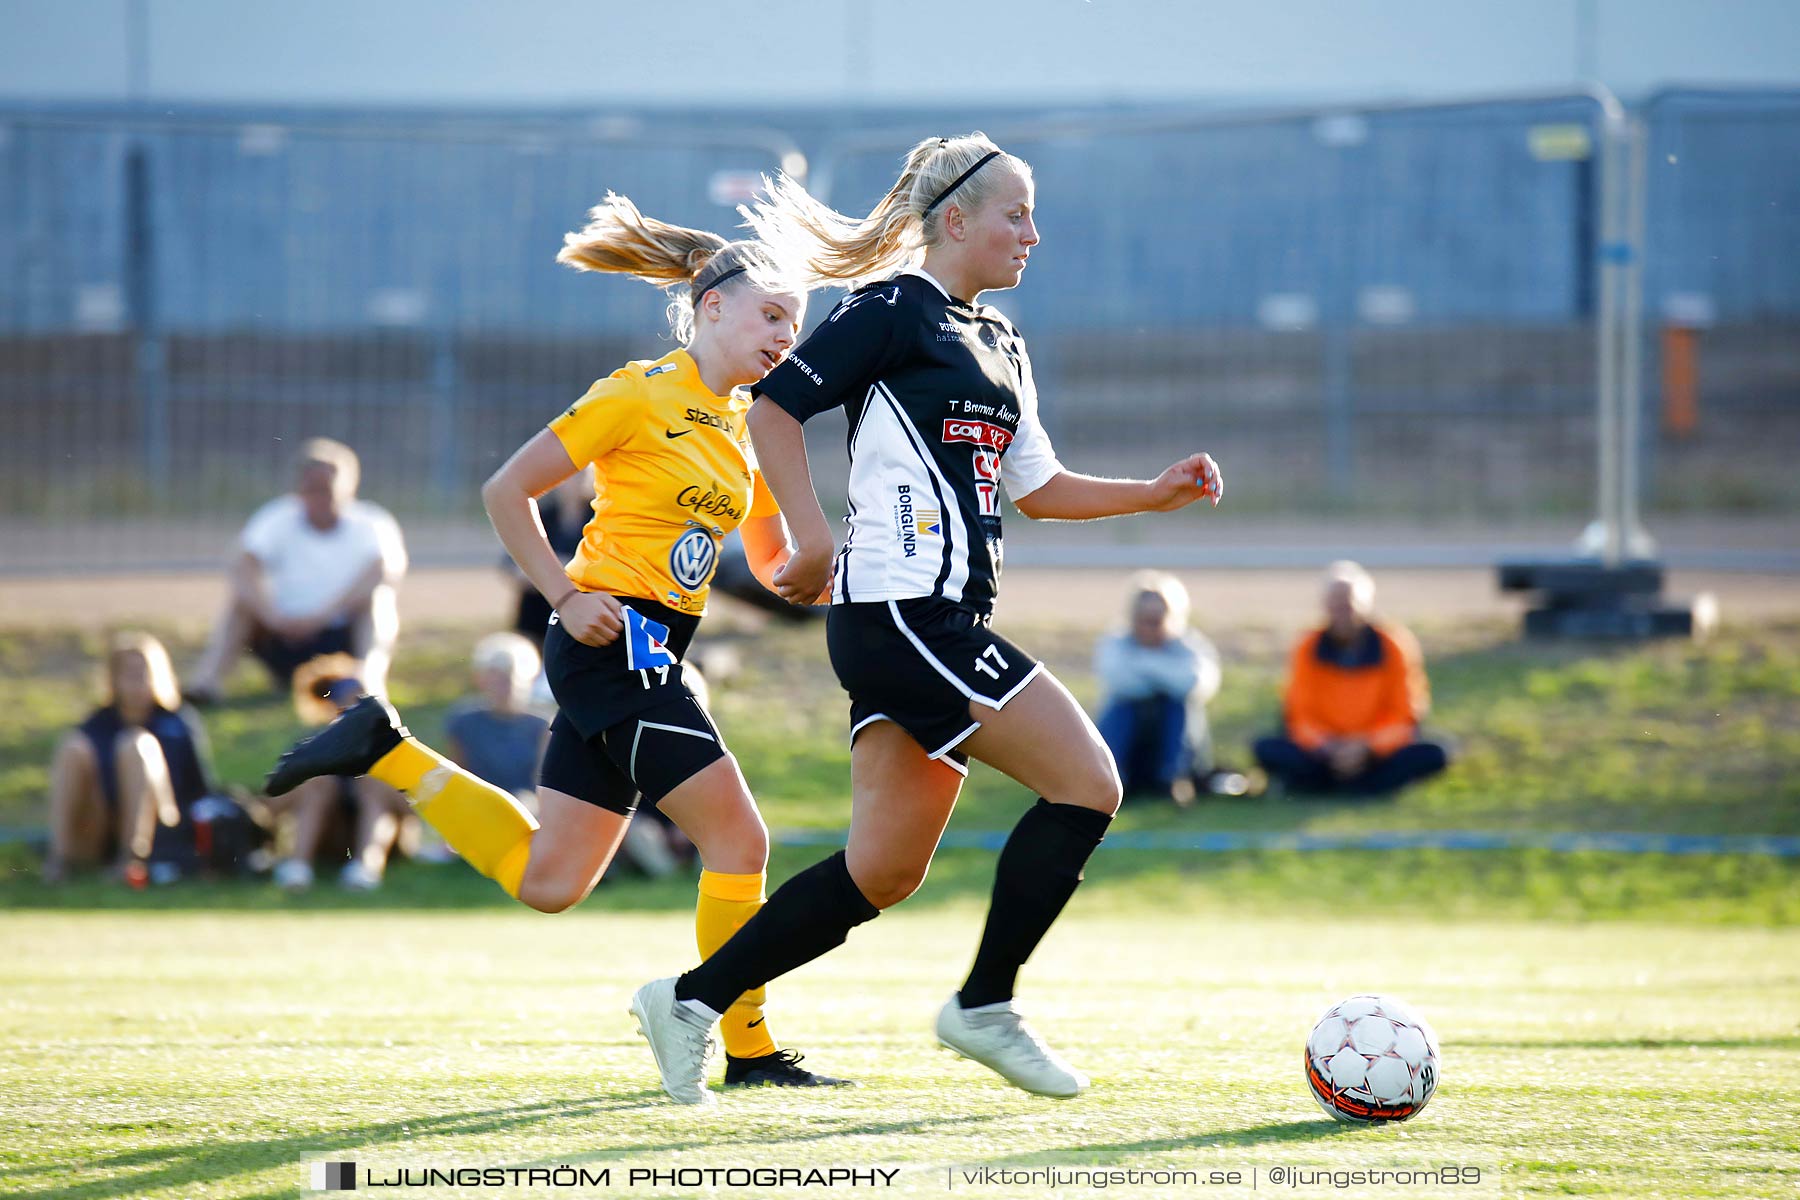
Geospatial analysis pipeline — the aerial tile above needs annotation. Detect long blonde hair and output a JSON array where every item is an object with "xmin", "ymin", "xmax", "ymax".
[
  {"xmin": 742, "ymin": 132, "xmax": 1031, "ymax": 286},
  {"xmin": 104, "ymin": 631, "xmax": 182, "ymax": 713},
  {"xmin": 557, "ymin": 192, "xmax": 800, "ymax": 341}
]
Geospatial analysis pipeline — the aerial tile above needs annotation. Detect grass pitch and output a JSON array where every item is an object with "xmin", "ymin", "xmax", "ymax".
[
  {"xmin": 2, "ymin": 906, "xmax": 1796, "ymax": 1199},
  {"xmin": 3, "ymin": 612, "xmax": 1797, "ymax": 1196}
]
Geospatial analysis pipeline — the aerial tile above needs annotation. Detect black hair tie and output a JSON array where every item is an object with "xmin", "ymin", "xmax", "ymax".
[
  {"xmin": 923, "ymin": 151, "xmax": 1001, "ymax": 216},
  {"xmin": 695, "ymin": 264, "xmax": 747, "ymax": 299}
]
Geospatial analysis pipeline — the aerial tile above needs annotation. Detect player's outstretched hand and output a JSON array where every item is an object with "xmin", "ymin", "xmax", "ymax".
[
  {"xmin": 559, "ymin": 591, "xmax": 625, "ymax": 646},
  {"xmin": 774, "ymin": 541, "xmax": 834, "ymax": 605},
  {"xmin": 1146, "ymin": 452, "xmax": 1223, "ymax": 511}
]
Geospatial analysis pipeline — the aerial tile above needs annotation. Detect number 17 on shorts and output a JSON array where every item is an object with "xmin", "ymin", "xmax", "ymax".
[{"xmin": 623, "ymin": 606, "xmax": 679, "ymax": 689}]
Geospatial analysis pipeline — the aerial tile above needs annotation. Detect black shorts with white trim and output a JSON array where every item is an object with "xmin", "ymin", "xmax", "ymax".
[
  {"xmin": 826, "ymin": 596, "xmax": 1042, "ymax": 774},
  {"xmin": 539, "ymin": 593, "xmax": 723, "ymax": 814},
  {"xmin": 538, "ymin": 692, "xmax": 725, "ymax": 816}
]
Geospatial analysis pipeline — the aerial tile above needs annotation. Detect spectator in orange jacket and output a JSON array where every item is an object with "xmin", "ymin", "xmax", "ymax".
[{"xmin": 1254, "ymin": 562, "xmax": 1451, "ymax": 796}]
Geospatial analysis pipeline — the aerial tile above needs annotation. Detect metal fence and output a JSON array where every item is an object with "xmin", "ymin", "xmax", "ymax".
[
  {"xmin": 1638, "ymin": 90, "xmax": 1800, "ymax": 517},
  {"xmin": 0, "ymin": 112, "xmax": 803, "ymax": 557},
  {"xmin": 813, "ymin": 93, "xmax": 1618, "ymax": 522},
  {"xmin": 0, "ymin": 92, "xmax": 1795, "ymax": 571}
]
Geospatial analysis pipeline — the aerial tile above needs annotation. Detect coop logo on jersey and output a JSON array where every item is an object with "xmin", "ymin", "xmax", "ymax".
[
  {"xmin": 942, "ymin": 419, "xmax": 1013, "ymax": 451},
  {"xmin": 972, "ymin": 447, "xmax": 1002, "ymax": 517},
  {"xmin": 623, "ymin": 606, "xmax": 680, "ymax": 672},
  {"xmin": 668, "ymin": 526, "xmax": 718, "ymax": 592},
  {"xmin": 645, "ymin": 362, "xmax": 678, "ymax": 377}
]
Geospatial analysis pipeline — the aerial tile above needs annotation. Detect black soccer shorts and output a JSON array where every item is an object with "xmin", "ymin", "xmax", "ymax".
[
  {"xmin": 538, "ymin": 594, "xmax": 724, "ymax": 814},
  {"xmin": 538, "ymin": 693, "xmax": 726, "ymax": 816},
  {"xmin": 825, "ymin": 596, "xmax": 1042, "ymax": 774}
]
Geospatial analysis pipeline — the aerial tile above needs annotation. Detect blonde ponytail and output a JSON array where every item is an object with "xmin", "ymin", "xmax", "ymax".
[
  {"xmin": 742, "ymin": 132, "xmax": 1030, "ymax": 287},
  {"xmin": 558, "ymin": 192, "xmax": 726, "ymax": 286},
  {"xmin": 558, "ymin": 192, "xmax": 801, "ymax": 340}
]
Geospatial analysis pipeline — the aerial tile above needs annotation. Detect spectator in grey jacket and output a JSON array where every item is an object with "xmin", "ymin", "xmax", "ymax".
[{"xmin": 1094, "ymin": 572, "xmax": 1243, "ymax": 803}]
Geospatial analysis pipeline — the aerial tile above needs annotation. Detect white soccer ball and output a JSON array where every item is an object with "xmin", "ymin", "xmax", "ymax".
[{"xmin": 1304, "ymin": 993, "xmax": 1440, "ymax": 1123}]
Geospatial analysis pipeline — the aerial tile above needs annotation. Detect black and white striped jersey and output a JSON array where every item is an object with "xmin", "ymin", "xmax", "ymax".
[{"xmin": 754, "ymin": 269, "xmax": 1063, "ymax": 615}]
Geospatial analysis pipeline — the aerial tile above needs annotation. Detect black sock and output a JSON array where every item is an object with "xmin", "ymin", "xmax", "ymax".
[
  {"xmin": 959, "ymin": 799, "xmax": 1112, "ymax": 1009},
  {"xmin": 676, "ymin": 850, "xmax": 879, "ymax": 1015}
]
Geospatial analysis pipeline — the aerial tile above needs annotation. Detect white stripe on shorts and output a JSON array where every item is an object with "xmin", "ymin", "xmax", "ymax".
[
  {"xmin": 885, "ymin": 600, "xmax": 997, "ymax": 706},
  {"xmin": 629, "ymin": 719, "xmax": 716, "ymax": 784}
]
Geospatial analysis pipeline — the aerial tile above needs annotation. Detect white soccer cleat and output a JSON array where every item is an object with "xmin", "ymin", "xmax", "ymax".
[
  {"xmin": 935, "ymin": 995, "xmax": 1089, "ymax": 1098},
  {"xmin": 629, "ymin": 977, "xmax": 718, "ymax": 1106}
]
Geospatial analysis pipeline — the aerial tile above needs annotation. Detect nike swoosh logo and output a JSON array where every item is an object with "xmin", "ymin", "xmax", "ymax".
[
  {"xmin": 664, "ymin": 428, "xmax": 692, "ymax": 439},
  {"xmin": 746, "ymin": 1017, "xmax": 765, "ymax": 1028}
]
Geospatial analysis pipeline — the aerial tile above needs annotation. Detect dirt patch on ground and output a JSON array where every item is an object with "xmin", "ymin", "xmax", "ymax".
[{"xmin": 2, "ymin": 565, "xmax": 1793, "ymax": 638}]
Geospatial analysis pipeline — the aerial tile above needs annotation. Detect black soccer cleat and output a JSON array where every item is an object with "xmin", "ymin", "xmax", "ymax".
[
  {"xmin": 264, "ymin": 695, "xmax": 406, "ymax": 796},
  {"xmin": 722, "ymin": 1049, "xmax": 854, "ymax": 1089}
]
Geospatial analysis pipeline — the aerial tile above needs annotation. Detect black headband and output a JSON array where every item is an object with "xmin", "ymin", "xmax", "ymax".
[
  {"xmin": 695, "ymin": 264, "xmax": 747, "ymax": 299},
  {"xmin": 923, "ymin": 151, "xmax": 1001, "ymax": 216}
]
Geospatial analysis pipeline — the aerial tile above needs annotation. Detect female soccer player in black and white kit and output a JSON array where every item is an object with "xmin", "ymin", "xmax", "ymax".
[{"xmin": 629, "ymin": 133, "xmax": 1222, "ymax": 1104}]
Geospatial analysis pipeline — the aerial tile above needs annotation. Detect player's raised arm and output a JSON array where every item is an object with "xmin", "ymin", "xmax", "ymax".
[{"xmin": 1013, "ymin": 453, "xmax": 1223, "ymax": 520}]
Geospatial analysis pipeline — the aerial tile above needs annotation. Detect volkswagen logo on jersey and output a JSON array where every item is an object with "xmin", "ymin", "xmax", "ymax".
[
  {"xmin": 622, "ymin": 606, "xmax": 679, "ymax": 672},
  {"xmin": 669, "ymin": 526, "xmax": 718, "ymax": 592}
]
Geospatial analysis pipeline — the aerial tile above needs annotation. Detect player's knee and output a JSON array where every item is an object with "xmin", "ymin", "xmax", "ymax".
[
  {"xmin": 1095, "ymin": 765, "xmax": 1125, "ymax": 816},
  {"xmin": 1056, "ymin": 750, "xmax": 1122, "ymax": 816},
  {"xmin": 685, "ymin": 799, "xmax": 766, "ymax": 865},
  {"xmin": 852, "ymin": 861, "xmax": 929, "ymax": 910},
  {"xmin": 517, "ymin": 875, "xmax": 584, "ymax": 914}
]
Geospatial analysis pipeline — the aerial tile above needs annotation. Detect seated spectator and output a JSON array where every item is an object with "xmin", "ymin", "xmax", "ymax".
[
  {"xmin": 45, "ymin": 633, "xmax": 210, "ymax": 884},
  {"xmin": 189, "ymin": 438, "xmax": 407, "ymax": 701},
  {"xmin": 264, "ymin": 655, "xmax": 412, "ymax": 892},
  {"xmin": 1254, "ymin": 561, "xmax": 1452, "ymax": 797},
  {"xmin": 446, "ymin": 633, "xmax": 550, "ymax": 803},
  {"xmin": 1094, "ymin": 572, "xmax": 1243, "ymax": 803}
]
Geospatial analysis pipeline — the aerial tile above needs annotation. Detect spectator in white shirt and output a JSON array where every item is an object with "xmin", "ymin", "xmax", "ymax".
[
  {"xmin": 189, "ymin": 438, "xmax": 407, "ymax": 701},
  {"xmin": 1093, "ymin": 572, "xmax": 1243, "ymax": 804}
]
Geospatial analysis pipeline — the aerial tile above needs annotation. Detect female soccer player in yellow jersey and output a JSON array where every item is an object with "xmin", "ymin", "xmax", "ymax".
[{"xmin": 265, "ymin": 193, "xmax": 845, "ymax": 1097}]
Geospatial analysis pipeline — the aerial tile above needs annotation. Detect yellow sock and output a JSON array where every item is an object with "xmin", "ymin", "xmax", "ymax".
[
  {"xmin": 370, "ymin": 737, "xmax": 539, "ymax": 899},
  {"xmin": 696, "ymin": 869, "xmax": 777, "ymax": 1059}
]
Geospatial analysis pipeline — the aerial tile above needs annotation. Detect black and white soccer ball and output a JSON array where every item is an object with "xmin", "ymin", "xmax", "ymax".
[{"xmin": 1304, "ymin": 993, "xmax": 1440, "ymax": 1123}]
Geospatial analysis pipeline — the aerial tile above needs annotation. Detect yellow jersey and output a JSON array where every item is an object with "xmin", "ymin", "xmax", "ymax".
[{"xmin": 549, "ymin": 348, "xmax": 778, "ymax": 614}]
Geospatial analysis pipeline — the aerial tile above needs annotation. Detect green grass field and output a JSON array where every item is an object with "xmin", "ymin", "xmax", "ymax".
[
  {"xmin": 3, "ymin": 909, "xmax": 1796, "ymax": 1199},
  {"xmin": 2, "ymin": 615, "xmax": 1798, "ymax": 1197}
]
